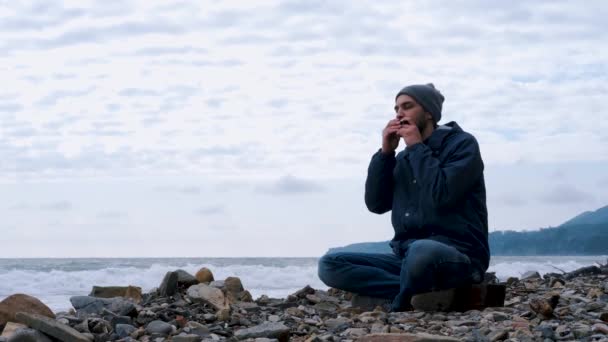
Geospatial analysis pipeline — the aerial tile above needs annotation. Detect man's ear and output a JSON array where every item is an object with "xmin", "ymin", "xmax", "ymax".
[{"xmin": 425, "ymin": 112, "xmax": 433, "ymax": 121}]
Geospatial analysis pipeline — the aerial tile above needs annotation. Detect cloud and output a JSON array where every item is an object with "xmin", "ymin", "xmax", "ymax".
[
  {"xmin": 495, "ymin": 193, "xmax": 527, "ymax": 207},
  {"xmin": 256, "ymin": 175, "xmax": 325, "ymax": 195},
  {"xmin": 196, "ymin": 205, "xmax": 224, "ymax": 216},
  {"xmin": 36, "ymin": 87, "xmax": 96, "ymax": 107},
  {"xmin": 133, "ymin": 46, "xmax": 208, "ymax": 56},
  {"xmin": 0, "ymin": 103, "xmax": 23, "ymax": 112},
  {"xmin": 40, "ymin": 201, "xmax": 72, "ymax": 211},
  {"xmin": 97, "ymin": 211, "xmax": 128, "ymax": 219},
  {"xmin": 539, "ymin": 184, "xmax": 595, "ymax": 204}
]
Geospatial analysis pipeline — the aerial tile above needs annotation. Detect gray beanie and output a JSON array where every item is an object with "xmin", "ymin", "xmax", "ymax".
[{"xmin": 395, "ymin": 83, "xmax": 445, "ymax": 123}]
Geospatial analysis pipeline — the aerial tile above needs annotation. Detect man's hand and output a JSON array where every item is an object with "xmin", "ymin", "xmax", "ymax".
[
  {"xmin": 382, "ymin": 119, "xmax": 401, "ymax": 154},
  {"xmin": 397, "ymin": 121, "xmax": 422, "ymax": 147}
]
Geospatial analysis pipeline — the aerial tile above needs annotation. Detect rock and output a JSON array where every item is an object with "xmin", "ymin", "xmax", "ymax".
[
  {"xmin": 172, "ymin": 334, "xmax": 202, "ymax": 342},
  {"xmin": 239, "ymin": 290, "xmax": 253, "ymax": 302},
  {"xmin": 224, "ymin": 277, "xmax": 245, "ymax": 303},
  {"xmin": 115, "ymin": 324, "xmax": 137, "ymax": 338},
  {"xmin": 342, "ymin": 327, "xmax": 368, "ymax": 337},
  {"xmin": 110, "ymin": 315, "xmax": 132, "ymax": 329},
  {"xmin": 521, "ymin": 271, "xmax": 541, "ymax": 280},
  {"xmin": 554, "ymin": 325, "xmax": 573, "ymax": 340},
  {"xmin": 0, "ymin": 294, "xmax": 55, "ymax": 330},
  {"xmin": 216, "ymin": 308, "xmax": 230, "ymax": 322},
  {"xmin": 488, "ymin": 329, "xmax": 508, "ymax": 342},
  {"xmin": 175, "ymin": 270, "xmax": 199, "ymax": 287},
  {"xmin": 592, "ymin": 323, "xmax": 608, "ymax": 334},
  {"xmin": 15, "ymin": 312, "xmax": 89, "ymax": 342},
  {"xmin": 186, "ymin": 284, "xmax": 229, "ymax": 311},
  {"xmin": 358, "ymin": 333, "xmax": 461, "ymax": 341},
  {"xmin": 324, "ymin": 317, "xmax": 350, "ymax": 331},
  {"xmin": 195, "ymin": 268, "xmax": 214, "ymax": 283},
  {"xmin": 184, "ymin": 321, "xmax": 209, "ymax": 336},
  {"xmin": 600, "ymin": 312, "xmax": 608, "ymax": 322},
  {"xmin": 159, "ymin": 271, "xmax": 179, "ymax": 297},
  {"xmin": 70, "ymin": 296, "xmax": 136, "ymax": 317},
  {"xmin": 529, "ymin": 294, "xmax": 560, "ymax": 318},
  {"xmin": 89, "ymin": 286, "xmax": 142, "ymax": 302},
  {"xmin": 233, "ymin": 322, "xmax": 290, "ymax": 341},
  {"xmin": 6, "ymin": 328, "xmax": 53, "ymax": 342},
  {"xmin": 291, "ymin": 285, "xmax": 315, "ymax": 298},
  {"xmin": 1, "ymin": 322, "xmax": 27, "ymax": 337},
  {"xmin": 145, "ymin": 320, "xmax": 173, "ymax": 335}
]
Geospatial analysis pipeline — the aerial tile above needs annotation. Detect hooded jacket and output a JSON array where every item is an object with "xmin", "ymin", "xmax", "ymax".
[{"xmin": 365, "ymin": 121, "xmax": 490, "ymax": 273}]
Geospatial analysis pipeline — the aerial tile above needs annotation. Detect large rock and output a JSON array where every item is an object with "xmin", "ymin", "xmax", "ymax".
[
  {"xmin": 0, "ymin": 322, "xmax": 27, "ymax": 338},
  {"xmin": 6, "ymin": 327, "xmax": 53, "ymax": 342},
  {"xmin": 159, "ymin": 271, "xmax": 179, "ymax": 297},
  {"xmin": 358, "ymin": 333, "xmax": 461, "ymax": 341},
  {"xmin": 145, "ymin": 320, "xmax": 173, "ymax": 335},
  {"xmin": 186, "ymin": 284, "xmax": 228, "ymax": 311},
  {"xmin": 89, "ymin": 285, "xmax": 142, "ymax": 302},
  {"xmin": 0, "ymin": 294, "xmax": 55, "ymax": 331},
  {"xmin": 70, "ymin": 296, "xmax": 136, "ymax": 317},
  {"xmin": 224, "ymin": 277, "xmax": 251, "ymax": 303},
  {"xmin": 233, "ymin": 322, "xmax": 290, "ymax": 341},
  {"xmin": 15, "ymin": 312, "xmax": 89, "ymax": 342},
  {"xmin": 175, "ymin": 270, "xmax": 199, "ymax": 287},
  {"xmin": 195, "ymin": 268, "xmax": 214, "ymax": 283}
]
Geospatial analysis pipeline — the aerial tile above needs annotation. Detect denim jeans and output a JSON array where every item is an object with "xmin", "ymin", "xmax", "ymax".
[{"xmin": 318, "ymin": 239, "xmax": 480, "ymax": 311}]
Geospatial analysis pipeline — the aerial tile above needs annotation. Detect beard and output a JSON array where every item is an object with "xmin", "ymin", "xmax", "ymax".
[{"xmin": 415, "ymin": 112, "xmax": 428, "ymax": 133}]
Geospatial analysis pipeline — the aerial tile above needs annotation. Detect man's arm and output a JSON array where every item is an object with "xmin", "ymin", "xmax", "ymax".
[
  {"xmin": 406, "ymin": 135, "xmax": 483, "ymax": 209},
  {"xmin": 364, "ymin": 149, "xmax": 396, "ymax": 214}
]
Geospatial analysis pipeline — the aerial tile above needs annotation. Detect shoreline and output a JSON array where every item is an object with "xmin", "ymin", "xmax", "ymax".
[{"xmin": 1, "ymin": 264, "xmax": 608, "ymax": 341}]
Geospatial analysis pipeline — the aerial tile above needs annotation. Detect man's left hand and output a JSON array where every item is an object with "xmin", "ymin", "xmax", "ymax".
[{"xmin": 397, "ymin": 122, "xmax": 422, "ymax": 146}]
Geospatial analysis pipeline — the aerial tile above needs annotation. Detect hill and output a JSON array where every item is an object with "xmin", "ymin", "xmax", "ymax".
[{"xmin": 327, "ymin": 205, "xmax": 608, "ymax": 255}]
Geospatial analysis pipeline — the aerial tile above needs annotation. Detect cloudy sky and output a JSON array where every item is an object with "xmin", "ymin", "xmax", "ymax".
[{"xmin": 2, "ymin": 1, "xmax": 607, "ymax": 257}]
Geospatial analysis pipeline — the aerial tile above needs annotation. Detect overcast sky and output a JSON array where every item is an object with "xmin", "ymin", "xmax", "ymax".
[{"xmin": 2, "ymin": 0, "xmax": 607, "ymax": 257}]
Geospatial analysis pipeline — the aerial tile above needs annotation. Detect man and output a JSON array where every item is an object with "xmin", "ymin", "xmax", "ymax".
[{"xmin": 318, "ymin": 83, "xmax": 490, "ymax": 312}]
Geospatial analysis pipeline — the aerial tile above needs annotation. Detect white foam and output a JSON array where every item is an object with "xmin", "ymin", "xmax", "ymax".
[
  {"xmin": 1, "ymin": 257, "xmax": 604, "ymax": 312},
  {"xmin": 0, "ymin": 262, "xmax": 326, "ymax": 312}
]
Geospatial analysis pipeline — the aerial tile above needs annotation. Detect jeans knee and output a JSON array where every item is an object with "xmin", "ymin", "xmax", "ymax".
[
  {"xmin": 405, "ymin": 240, "xmax": 444, "ymax": 278},
  {"xmin": 317, "ymin": 253, "xmax": 340, "ymax": 287}
]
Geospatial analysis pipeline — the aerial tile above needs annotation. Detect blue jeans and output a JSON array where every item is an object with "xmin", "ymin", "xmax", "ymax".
[{"xmin": 318, "ymin": 239, "xmax": 480, "ymax": 311}]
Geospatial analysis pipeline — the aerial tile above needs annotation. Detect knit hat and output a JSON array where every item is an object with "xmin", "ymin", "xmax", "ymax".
[{"xmin": 395, "ymin": 83, "xmax": 445, "ymax": 123}]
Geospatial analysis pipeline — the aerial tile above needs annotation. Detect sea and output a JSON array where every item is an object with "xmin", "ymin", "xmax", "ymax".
[{"xmin": 1, "ymin": 256, "xmax": 606, "ymax": 313}]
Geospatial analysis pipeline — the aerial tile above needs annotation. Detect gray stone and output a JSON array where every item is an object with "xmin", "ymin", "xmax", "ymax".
[
  {"xmin": 146, "ymin": 320, "xmax": 173, "ymax": 335},
  {"xmin": 110, "ymin": 315, "xmax": 132, "ymax": 329},
  {"xmin": 186, "ymin": 284, "xmax": 228, "ymax": 311},
  {"xmin": 521, "ymin": 271, "xmax": 541, "ymax": 280},
  {"xmin": 175, "ymin": 270, "xmax": 199, "ymax": 287},
  {"xmin": 185, "ymin": 321, "xmax": 210, "ymax": 336},
  {"xmin": 324, "ymin": 317, "xmax": 350, "ymax": 331},
  {"xmin": 6, "ymin": 328, "xmax": 53, "ymax": 342},
  {"xmin": 172, "ymin": 334, "xmax": 202, "ymax": 342},
  {"xmin": 70, "ymin": 296, "xmax": 136, "ymax": 316},
  {"xmin": 488, "ymin": 329, "xmax": 508, "ymax": 342},
  {"xmin": 115, "ymin": 324, "xmax": 137, "ymax": 338},
  {"xmin": 572, "ymin": 323, "xmax": 592, "ymax": 339},
  {"xmin": 342, "ymin": 328, "xmax": 368, "ymax": 337},
  {"xmin": 15, "ymin": 312, "xmax": 89, "ymax": 342},
  {"xmin": 358, "ymin": 333, "xmax": 461, "ymax": 341},
  {"xmin": 159, "ymin": 271, "xmax": 179, "ymax": 297},
  {"xmin": 233, "ymin": 322, "xmax": 289, "ymax": 341}
]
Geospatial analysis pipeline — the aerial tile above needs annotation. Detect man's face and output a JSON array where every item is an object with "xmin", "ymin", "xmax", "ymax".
[{"xmin": 394, "ymin": 94, "xmax": 429, "ymax": 132}]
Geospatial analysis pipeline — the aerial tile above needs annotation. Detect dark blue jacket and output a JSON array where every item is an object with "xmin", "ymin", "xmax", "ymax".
[{"xmin": 365, "ymin": 121, "xmax": 489, "ymax": 272}]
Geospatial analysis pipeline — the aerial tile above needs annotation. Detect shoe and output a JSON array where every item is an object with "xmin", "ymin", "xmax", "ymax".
[
  {"xmin": 351, "ymin": 294, "xmax": 392, "ymax": 312},
  {"xmin": 411, "ymin": 284, "xmax": 506, "ymax": 312}
]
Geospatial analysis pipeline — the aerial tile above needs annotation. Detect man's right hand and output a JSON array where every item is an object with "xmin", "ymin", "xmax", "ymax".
[{"xmin": 382, "ymin": 119, "xmax": 401, "ymax": 154}]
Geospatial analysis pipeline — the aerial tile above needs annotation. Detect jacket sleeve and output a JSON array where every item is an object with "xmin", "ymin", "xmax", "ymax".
[
  {"xmin": 364, "ymin": 149, "xmax": 396, "ymax": 214},
  {"xmin": 406, "ymin": 136, "xmax": 483, "ymax": 209}
]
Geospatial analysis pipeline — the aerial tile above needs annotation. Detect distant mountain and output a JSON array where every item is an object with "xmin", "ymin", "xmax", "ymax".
[
  {"xmin": 327, "ymin": 205, "xmax": 608, "ymax": 255},
  {"xmin": 560, "ymin": 205, "xmax": 608, "ymax": 226},
  {"xmin": 326, "ymin": 241, "xmax": 391, "ymax": 255}
]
